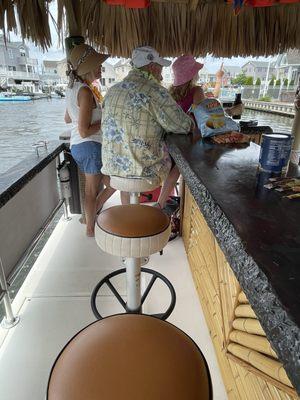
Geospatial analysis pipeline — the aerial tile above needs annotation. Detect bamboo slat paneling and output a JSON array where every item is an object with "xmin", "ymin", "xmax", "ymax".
[{"xmin": 182, "ymin": 186, "xmax": 299, "ymax": 400}]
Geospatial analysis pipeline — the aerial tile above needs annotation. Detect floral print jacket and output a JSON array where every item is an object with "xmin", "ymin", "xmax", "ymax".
[{"xmin": 101, "ymin": 68, "xmax": 193, "ymax": 182}]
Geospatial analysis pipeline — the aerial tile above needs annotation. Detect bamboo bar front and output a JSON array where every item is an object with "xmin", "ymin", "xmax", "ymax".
[{"xmin": 182, "ymin": 186, "xmax": 299, "ymax": 400}]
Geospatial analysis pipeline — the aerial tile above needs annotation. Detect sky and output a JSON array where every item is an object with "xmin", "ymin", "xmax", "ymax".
[{"xmin": 4, "ymin": 1, "xmax": 277, "ymax": 70}]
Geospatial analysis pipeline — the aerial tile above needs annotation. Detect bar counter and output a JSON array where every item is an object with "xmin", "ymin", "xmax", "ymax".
[{"xmin": 166, "ymin": 134, "xmax": 300, "ymax": 399}]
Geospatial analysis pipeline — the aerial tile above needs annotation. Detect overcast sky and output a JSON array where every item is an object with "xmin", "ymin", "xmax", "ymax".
[{"xmin": 4, "ymin": 1, "xmax": 276, "ymax": 69}]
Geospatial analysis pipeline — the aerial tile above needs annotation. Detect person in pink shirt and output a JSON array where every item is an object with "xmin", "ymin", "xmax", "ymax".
[{"xmin": 170, "ymin": 55, "xmax": 224, "ymax": 112}]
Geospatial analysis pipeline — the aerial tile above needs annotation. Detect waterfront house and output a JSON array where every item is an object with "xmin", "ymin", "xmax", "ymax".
[
  {"xmin": 0, "ymin": 35, "xmax": 39, "ymax": 90},
  {"xmin": 242, "ymin": 60, "xmax": 276, "ymax": 83},
  {"xmin": 114, "ymin": 58, "xmax": 132, "ymax": 82},
  {"xmin": 275, "ymin": 49, "xmax": 300, "ymax": 86},
  {"xmin": 100, "ymin": 61, "xmax": 117, "ymax": 89},
  {"xmin": 223, "ymin": 65, "xmax": 242, "ymax": 84}
]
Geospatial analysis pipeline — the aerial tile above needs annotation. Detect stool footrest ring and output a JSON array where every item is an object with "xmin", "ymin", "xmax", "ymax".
[{"xmin": 91, "ymin": 267, "xmax": 176, "ymax": 321}]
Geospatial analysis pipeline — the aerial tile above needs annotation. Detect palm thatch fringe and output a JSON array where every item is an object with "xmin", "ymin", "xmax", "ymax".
[{"xmin": 1, "ymin": 0, "xmax": 300, "ymax": 56}]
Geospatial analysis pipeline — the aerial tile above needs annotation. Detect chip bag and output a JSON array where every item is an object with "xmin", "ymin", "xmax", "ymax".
[{"xmin": 191, "ymin": 98, "xmax": 239, "ymax": 138}]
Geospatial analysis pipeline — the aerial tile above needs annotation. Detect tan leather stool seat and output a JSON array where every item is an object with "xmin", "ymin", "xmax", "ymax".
[
  {"xmin": 110, "ymin": 175, "xmax": 160, "ymax": 192},
  {"xmin": 95, "ymin": 205, "xmax": 171, "ymax": 257},
  {"xmin": 47, "ymin": 314, "xmax": 212, "ymax": 400}
]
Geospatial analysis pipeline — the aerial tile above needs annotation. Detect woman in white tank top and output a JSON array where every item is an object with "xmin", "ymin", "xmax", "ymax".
[{"xmin": 65, "ymin": 44, "xmax": 115, "ymax": 237}]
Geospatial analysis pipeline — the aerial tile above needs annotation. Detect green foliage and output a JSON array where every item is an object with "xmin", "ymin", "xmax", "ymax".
[
  {"xmin": 255, "ymin": 78, "xmax": 261, "ymax": 86},
  {"xmin": 232, "ymin": 73, "xmax": 248, "ymax": 85},
  {"xmin": 269, "ymin": 75, "xmax": 276, "ymax": 86},
  {"xmin": 283, "ymin": 78, "xmax": 289, "ymax": 86},
  {"xmin": 245, "ymin": 76, "xmax": 254, "ymax": 85},
  {"xmin": 275, "ymin": 79, "xmax": 281, "ymax": 86},
  {"xmin": 258, "ymin": 96, "xmax": 272, "ymax": 102},
  {"xmin": 290, "ymin": 80, "xmax": 295, "ymax": 86}
]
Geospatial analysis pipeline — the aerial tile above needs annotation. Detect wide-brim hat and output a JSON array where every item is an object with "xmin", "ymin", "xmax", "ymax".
[
  {"xmin": 69, "ymin": 44, "xmax": 110, "ymax": 76},
  {"xmin": 172, "ymin": 55, "xmax": 203, "ymax": 87}
]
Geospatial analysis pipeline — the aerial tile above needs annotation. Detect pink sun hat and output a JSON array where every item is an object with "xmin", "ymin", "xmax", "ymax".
[{"xmin": 172, "ymin": 55, "xmax": 204, "ymax": 87}]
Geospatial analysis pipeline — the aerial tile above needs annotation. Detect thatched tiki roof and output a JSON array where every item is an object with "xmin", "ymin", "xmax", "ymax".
[{"xmin": 1, "ymin": 0, "xmax": 300, "ymax": 57}]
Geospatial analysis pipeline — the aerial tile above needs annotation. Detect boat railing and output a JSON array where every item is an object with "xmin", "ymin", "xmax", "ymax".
[{"xmin": 0, "ymin": 141, "xmax": 67, "ymax": 328}]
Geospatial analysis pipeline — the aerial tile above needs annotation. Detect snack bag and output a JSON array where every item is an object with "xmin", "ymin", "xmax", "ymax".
[{"xmin": 192, "ymin": 98, "xmax": 239, "ymax": 138}]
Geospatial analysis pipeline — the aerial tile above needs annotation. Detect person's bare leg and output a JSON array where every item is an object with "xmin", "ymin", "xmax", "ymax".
[
  {"xmin": 158, "ymin": 166, "xmax": 180, "ymax": 208},
  {"xmin": 95, "ymin": 175, "xmax": 116, "ymax": 212},
  {"xmin": 120, "ymin": 191, "xmax": 130, "ymax": 205},
  {"xmin": 84, "ymin": 174, "xmax": 102, "ymax": 237}
]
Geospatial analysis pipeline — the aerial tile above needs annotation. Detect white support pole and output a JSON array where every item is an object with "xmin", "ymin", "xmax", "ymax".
[
  {"xmin": 0, "ymin": 257, "xmax": 19, "ymax": 329},
  {"xmin": 125, "ymin": 257, "xmax": 141, "ymax": 312},
  {"xmin": 130, "ymin": 192, "xmax": 139, "ymax": 204},
  {"xmin": 291, "ymin": 78, "xmax": 300, "ymax": 165}
]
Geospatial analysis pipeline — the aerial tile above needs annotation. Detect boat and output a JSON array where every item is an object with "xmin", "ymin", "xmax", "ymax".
[
  {"xmin": 0, "ymin": 93, "xmax": 32, "ymax": 102},
  {"xmin": 0, "ymin": 1, "xmax": 300, "ymax": 400}
]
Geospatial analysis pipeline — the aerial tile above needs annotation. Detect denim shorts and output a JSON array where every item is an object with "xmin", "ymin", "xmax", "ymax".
[{"xmin": 71, "ymin": 141, "xmax": 102, "ymax": 175}]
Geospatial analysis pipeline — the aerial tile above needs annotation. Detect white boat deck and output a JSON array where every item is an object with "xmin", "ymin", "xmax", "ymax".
[{"xmin": 0, "ymin": 194, "xmax": 227, "ymax": 400}]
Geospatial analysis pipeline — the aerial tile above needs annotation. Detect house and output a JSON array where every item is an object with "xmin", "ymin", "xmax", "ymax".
[
  {"xmin": 100, "ymin": 61, "xmax": 117, "ymax": 89},
  {"xmin": 275, "ymin": 50, "xmax": 300, "ymax": 86},
  {"xmin": 0, "ymin": 34, "xmax": 39, "ymax": 88},
  {"xmin": 242, "ymin": 60, "xmax": 275, "ymax": 82},
  {"xmin": 41, "ymin": 60, "xmax": 60, "ymax": 85},
  {"xmin": 114, "ymin": 59, "xmax": 132, "ymax": 82},
  {"xmin": 223, "ymin": 65, "xmax": 242, "ymax": 84}
]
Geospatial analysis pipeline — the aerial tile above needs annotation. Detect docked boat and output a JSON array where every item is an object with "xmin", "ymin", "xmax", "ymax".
[
  {"xmin": 0, "ymin": 1, "xmax": 300, "ymax": 400},
  {"xmin": 0, "ymin": 93, "xmax": 32, "ymax": 102}
]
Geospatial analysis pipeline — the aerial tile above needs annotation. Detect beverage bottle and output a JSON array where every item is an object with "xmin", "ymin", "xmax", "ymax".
[{"xmin": 232, "ymin": 93, "xmax": 242, "ymax": 119}]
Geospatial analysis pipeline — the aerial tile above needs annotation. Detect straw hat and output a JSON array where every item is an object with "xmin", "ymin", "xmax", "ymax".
[
  {"xmin": 172, "ymin": 55, "xmax": 203, "ymax": 87},
  {"xmin": 69, "ymin": 44, "xmax": 110, "ymax": 76}
]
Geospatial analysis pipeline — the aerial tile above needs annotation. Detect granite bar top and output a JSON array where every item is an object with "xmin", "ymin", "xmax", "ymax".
[
  {"xmin": 0, "ymin": 141, "xmax": 65, "ymax": 208},
  {"xmin": 166, "ymin": 134, "xmax": 300, "ymax": 393}
]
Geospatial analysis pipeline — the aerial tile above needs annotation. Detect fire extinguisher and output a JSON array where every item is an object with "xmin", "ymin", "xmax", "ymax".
[{"xmin": 57, "ymin": 161, "xmax": 72, "ymax": 220}]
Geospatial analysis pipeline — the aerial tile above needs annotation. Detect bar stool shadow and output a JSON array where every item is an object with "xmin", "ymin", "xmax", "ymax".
[{"xmin": 91, "ymin": 176, "xmax": 176, "ymax": 321}]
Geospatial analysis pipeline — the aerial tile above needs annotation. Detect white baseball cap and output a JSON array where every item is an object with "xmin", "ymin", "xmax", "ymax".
[{"xmin": 131, "ymin": 46, "xmax": 171, "ymax": 68}]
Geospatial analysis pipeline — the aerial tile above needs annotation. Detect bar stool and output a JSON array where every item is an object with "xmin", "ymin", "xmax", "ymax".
[
  {"xmin": 47, "ymin": 314, "xmax": 213, "ymax": 400},
  {"xmin": 91, "ymin": 204, "xmax": 176, "ymax": 320},
  {"xmin": 110, "ymin": 175, "xmax": 160, "ymax": 204}
]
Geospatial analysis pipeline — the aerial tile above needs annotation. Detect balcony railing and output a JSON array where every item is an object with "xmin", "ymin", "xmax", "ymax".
[
  {"xmin": 17, "ymin": 56, "xmax": 38, "ymax": 66},
  {"xmin": 4, "ymin": 70, "xmax": 40, "ymax": 80}
]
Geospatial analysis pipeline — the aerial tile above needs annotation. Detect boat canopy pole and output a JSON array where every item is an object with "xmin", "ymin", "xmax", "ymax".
[
  {"xmin": 291, "ymin": 77, "xmax": 300, "ymax": 165},
  {"xmin": 0, "ymin": 257, "xmax": 19, "ymax": 329}
]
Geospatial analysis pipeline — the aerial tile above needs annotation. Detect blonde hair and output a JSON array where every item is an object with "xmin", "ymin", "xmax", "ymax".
[{"xmin": 169, "ymin": 79, "xmax": 195, "ymax": 102}]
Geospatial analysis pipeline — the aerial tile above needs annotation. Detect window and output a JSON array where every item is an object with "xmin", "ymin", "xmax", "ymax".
[
  {"xmin": 102, "ymin": 67, "xmax": 106, "ymax": 72},
  {"xmin": 19, "ymin": 47, "xmax": 26, "ymax": 57},
  {"xmin": 8, "ymin": 49, "xmax": 13, "ymax": 59},
  {"xmin": 8, "ymin": 65, "xmax": 16, "ymax": 71},
  {"xmin": 101, "ymin": 78, "xmax": 106, "ymax": 86},
  {"xmin": 54, "ymin": 69, "xmax": 57, "ymax": 74}
]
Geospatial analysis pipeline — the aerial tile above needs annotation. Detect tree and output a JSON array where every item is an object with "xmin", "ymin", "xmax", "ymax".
[
  {"xmin": 245, "ymin": 76, "xmax": 253, "ymax": 85},
  {"xmin": 269, "ymin": 75, "xmax": 276, "ymax": 86},
  {"xmin": 283, "ymin": 78, "xmax": 289, "ymax": 86},
  {"xmin": 275, "ymin": 79, "xmax": 281, "ymax": 86},
  {"xmin": 255, "ymin": 78, "xmax": 261, "ymax": 86},
  {"xmin": 232, "ymin": 73, "xmax": 248, "ymax": 85}
]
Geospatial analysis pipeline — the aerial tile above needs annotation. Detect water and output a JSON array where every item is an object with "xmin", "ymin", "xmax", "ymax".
[
  {"xmin": 0, "ymin": 99, "xmax": 66, "ymax": 174},
  {"xmin": 0, "ymin": 101, "xmax": 294, "ymax": 175},
  {"xmin": 241, "ymin": 109, "xmax": 293, "ymax": 134}
]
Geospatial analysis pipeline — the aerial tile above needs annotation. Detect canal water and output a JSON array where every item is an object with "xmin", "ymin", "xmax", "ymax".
[{"xmin": 0, "ymin": 100, "xmax": 294, "ymax": 175}]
